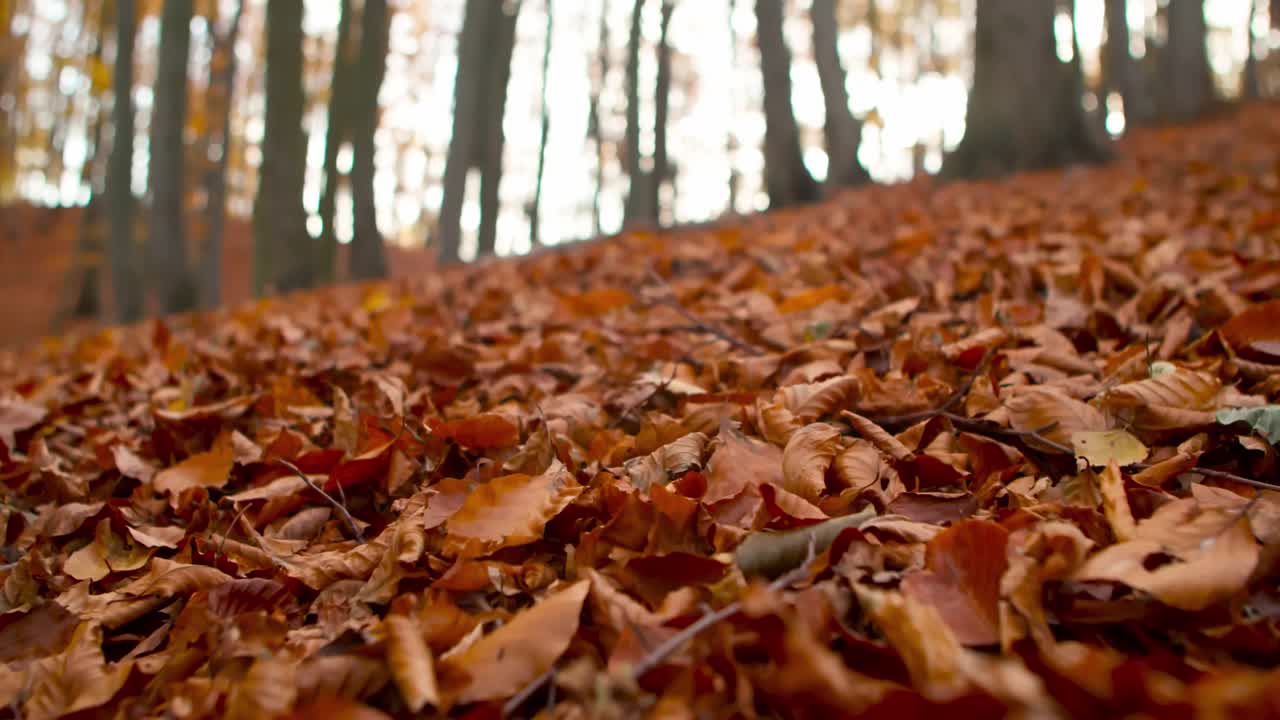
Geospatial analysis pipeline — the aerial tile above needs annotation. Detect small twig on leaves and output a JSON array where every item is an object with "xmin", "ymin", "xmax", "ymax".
[
  {"xmin": 502, "ymin": 666, "xmax": 557, "ymax": 718},
  {"xmin": 646, "ymin": 268, "xmax": 763, "ymax": 356},
  {"xmin": 277, "ymin": 458, "xmax": 365, "ymax": 543},
  {"xmin": 629, "ymin": 537, "xmax": 819, "ymax": 681},
  {"xmin": 870, "ymin": 350, "xmax": 994, "ymax": 428}
]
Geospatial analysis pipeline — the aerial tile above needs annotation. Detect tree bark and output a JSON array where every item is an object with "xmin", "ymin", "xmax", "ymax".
[
  {"xmin": 590, "ymin": 0, "xmax": 610, "ymax": 236},
  {"xmin": 623, "ymin": 0, "xmax": 656, "ymax": 225},
  {"xmin": 200, "ymin": 0, "xmax": 244, "ymax": 309},
  {"xmin": 254, "ymin": 0, "xmax": 312, "ymax": 293},
  {"xmin": 1243, "ymin": 0, "xmax": 1261, "ymax": 100},
  {"xmin": 476, "ymin": 1, "xmax": 520, "ymax": 258},
  {"xmin": 756, "ymin": 0, "xmax": 819, "ymax": 208},
  {"xmin": 651, "ymin": 0, "xmax": 673, "ymax": 221},
  {"xmin": 811, "ymin": 0, "xmax": 869, "ymax": 189},
  {"xmin": 317, "ymin": 0, "xmax": 354, "ymax": 283},
  {"xmin": 348, "ymin": 0, "xmax": 390, "ymax": 280},
  {"xmin": 107, "ymin": 0, "xmax": 143, "ymax": 323},
  {"xmin": 1159, "ymin": 0, "xmax": 1213, "ymax": 122},
  {"xmin": 436, "ymin": 0, "xmax": 490, "ymax": 264},
  {"xmin": 147, "ymin": 0, "xmax": 194, "ymax": 314},
  {"xmin": 944, "ymin": 0, "xmax": 1108, "ymax": 178},
  {"xmin": 530, "ymin": 0, "xmax": 554, "ymax": 247}
]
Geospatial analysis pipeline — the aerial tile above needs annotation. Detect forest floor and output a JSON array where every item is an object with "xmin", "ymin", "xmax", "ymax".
[{"xmin": 2, "ymin": 104, "xmax": 1280, "ymax": 718}]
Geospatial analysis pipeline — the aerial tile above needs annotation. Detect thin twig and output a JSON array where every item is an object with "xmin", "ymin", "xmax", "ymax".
[
  {"xmin": 277, "ymin": 458, "xmax": 365, "ymax": 542},
  {"xmin": 629, "ymin": 538, "xmax": 817, "ymax": 681},
  {"xmin": 502, "ymin": 666, "xmax": 556, "ymax": 718},
  {"xmin": 646, "ymin": 268, "xmax": 763, "ymax": 356},
  {"xmin": 870, "ymin": 350, "xmax": 994, "ymax": 428}
]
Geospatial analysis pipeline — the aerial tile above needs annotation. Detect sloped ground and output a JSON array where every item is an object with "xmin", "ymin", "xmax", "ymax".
[
  {"xmin": 2, "ymin": 105, "xmax": 1280, "ymax": 718},
  {"xmin": 0, "ymin": 209, "xmax": 437, "ymax": 348}
]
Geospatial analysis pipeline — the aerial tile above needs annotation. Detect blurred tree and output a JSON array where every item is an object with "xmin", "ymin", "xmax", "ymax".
[
  {"xmin": 529, "ymin": 0, "xmax": 554, "ymax": 247},
  {"xmin": 1158, "ymin": 0, "xmax": 1214, "ymax": 121},
  {"xmin": 199, "ymin": 0, "xmax": 244, "ymax": 309},
  {"xmin": 756, "ymin": 0, "xmax": 819, "ymax": 207},
  {"xmin": 317, "ymin": 0, "xmax": 355, "ymax": 284},
  {"xmin": 148, "ymin": 0, "xmax": 196, "ymax": 314},
  {"xmin": 1103, "ymin": 0, "xmax": 1150, "ymax": 124},
  {"xmin": 623, "ymin": 0, "xmax": 674, "ymax": 227},
  {"xmin": 348, "ymin": 0, "xmax": 390, "ymax": 280},
  {"xmin": 254, "ymin": 0, "xmax": 313, "ymax": 293},
  {"xmin": 588, "ymin": 1, "xmax": 610, "ymax": 236},
  {"xmin": 58, "ymin": 1, "xmax": 112, "ymax": 327},
  {"xmin": 436, "ymin": 0, "xmax": 521, "ymax": 263},
  {"xmin": 945, "ymin": 0, "xmax": 1107, "ymax": 177},
  {"xmin": 811, "ymin": 0, "xmax": 869, "ymax": 190},
  {"xmin": 108, "ymin": 0, "xmax": 143, "ymax": 323}
]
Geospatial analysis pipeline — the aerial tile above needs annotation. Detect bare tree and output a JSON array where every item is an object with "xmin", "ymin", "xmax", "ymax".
[
  {"xmin": 348, "ymin": 0, "xmax": 390, "ymax": 280},
  {"xmin": 945, "ymin": 0, "xmax": 1107, "ymax": 177},
  {"xmin": 107, "ymin": 0, "xmax": 143, "ymax": 323},
  {"xmin": 811, "ymin": 0, "xmax": 869, "ymax": 190},
  {"xmin": 1102, "ymin": 0, "xmax": 1150, "ymax": 123},
  {"xmin": 148, "ymin": 0, "xmax": 195, "ymax": 314},
  {"xmin": 436, "ymin": 0, "xmax": 521, "ymax": 263},
  {"xmin": 317, "ymin": 0, "xmax": 355, "ymax": 283},
  {"xmin": 530, "ymin": 0, "xmax": 554, "ymax": 247},
  {"xmin": 199, "ymin": 0, "xmax": 244, "ymax": 309},
  {"xmin": 253, "ymin": 0, "xmax": 312, "ymax": 293},
  {"xmin": 1157, "ymin": 0, "xmax": 1214, "ymax": 121},
  {"xmin": 756, "ymin": 0, "xmax": 819, "ymax": 207}
]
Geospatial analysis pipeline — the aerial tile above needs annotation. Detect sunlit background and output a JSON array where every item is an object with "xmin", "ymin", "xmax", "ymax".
[{"xmin": 2, "ymin": 0, "xmax": 1275, "ymax": 260}]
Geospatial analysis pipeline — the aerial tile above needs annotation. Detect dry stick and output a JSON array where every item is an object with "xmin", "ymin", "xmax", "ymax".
[
  {"xmin": 629, "ymin": 538, "xmax": 818, "ymax": 681},
  {"xmin": 646, "ymin": 268, "xmax": 763, "ymax": 356},
  {"xmin": 277, "ymin": 458, "xmax": 365, "ymax": 543},
  {"xmin": 502, "ymin": 666, "xmax": 556, "ymax": 718}
]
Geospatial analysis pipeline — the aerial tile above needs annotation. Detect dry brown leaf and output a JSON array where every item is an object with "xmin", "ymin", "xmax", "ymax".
[
  {"xmin": 1093, "ymin": 462, "xmax": 1136, "ymax": 542},
  {"xmin": 443, "ymin": 460, "xmax": 582, "ymax": 559},
  {"xmin": 153, "ymin": 432, "xmax": 236, "ymax": 502},
  {"xmin": 442, "ymin": 580, "xmax": 589, "ymax": 703},
  {"xmin": 383, "ymin": 614, "xmax": 439, "ymax": 711},
  {"xmin": 20, "ymin": 623, "xmax": 133, "ymax": 720},
  {"xmin": 841, "ymin": 410, "xmax": 913, "ymax": 461},
  {"xmin": 623, "ymin": 431, "xmax": 708, "ymax": 490},
  {"xmin": 780, "ymin": 422, "xmax": 845, "ymax": 501},
  {"xmin": 1005, "ymin": 385, "xmax": 1108, "ymax": 445},
  {"xmin": 1100, "ymin": 368, "xmax": 1221, "ymax": 411}
]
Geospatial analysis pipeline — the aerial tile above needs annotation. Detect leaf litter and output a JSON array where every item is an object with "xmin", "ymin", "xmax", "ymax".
[{"xmin": 2, "ymin": 110, "xmax": 1280, "ymax": 717}]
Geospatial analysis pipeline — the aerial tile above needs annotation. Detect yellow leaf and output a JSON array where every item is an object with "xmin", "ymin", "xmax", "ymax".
[{"xmin": 1071, "ymin": 429, "xmax": 1149, "ymax": 467}]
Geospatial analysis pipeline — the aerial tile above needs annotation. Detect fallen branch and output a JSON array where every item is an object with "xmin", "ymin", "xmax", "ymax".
[
  {"xmin": 277, "ymin": 458, "xmax": 365, "ymax": 543},
  {"xmin": 646, "ymin": 268, "xmax": 764, "ymax": 356}
]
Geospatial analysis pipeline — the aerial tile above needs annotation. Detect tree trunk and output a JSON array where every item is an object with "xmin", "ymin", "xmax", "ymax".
[
  {"xmin": 107, "ymin": 0, "xmax": 143, "ymax": 323},
  {"xmin": 1159, "ymin": 0, "xmax": 1213, "ymax": 122},
  {"xmin": 1103, "ymin": 0, "xmax": 1150, "ymax": 123},
  {"xmin": 476, "ymin": 1, "xmax": 520, "ymax": 258},
  {"xmin": 436, "ymin": 0, "xmax": 490, "ymax": 264},
  {"xmin": 348, "ymin": 0, "xmax": 389, "ymax": 280},
  {"xmin": 1243, "ymin": 0, "xmax": 1261, "ymax": 100},
  {"xmin": 623, "ymin": 0, "xmax": 656, "ymax": 225},
  {"xmin": 811, "ymin": 0, "xmax": 869, "ymax": 189},
  {"xmin": 651, "ymin": 0, "xmax": 673, "ymax": 222},
  {"xmin": 530, "ymin": 0, "xmax": 554, "ymax": 247},
  {"xmin": 756, "ymin": 0, "xmax": 819, "ymax": 207},
  {"xmin": 148, "ymin": 0, "xmax": 194, "ymax": 315},
  {"xmin": 590, "ymin": 0, "xmax": 609, "ymax": 236},
  {"xmin": 254, "ymin": 0, "xmax": 312, "ymax": 293},
  {"xmin": 944, "ymin": 0, "xmax": 1107, "ymax": 178},
  {"xmin": 317, "ymin": 0, "xmax": 354, "ymax": 283},
  {"xmin": 200, "ymin": 0, "xmax": 244, "ymax": 309}
]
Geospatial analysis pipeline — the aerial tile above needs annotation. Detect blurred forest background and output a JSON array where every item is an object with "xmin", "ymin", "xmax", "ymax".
[{"xmin": 0, "ymin": 0, "xmax": 1277, "ymax": 343}]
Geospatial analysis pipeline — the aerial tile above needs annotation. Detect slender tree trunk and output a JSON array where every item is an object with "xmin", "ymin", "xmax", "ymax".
[
  {"xmin": 107, "ymin": 0, "xmax": 143, "ymax": 323},
  {"xmin": 530, "ymin": 0, "xmax": 554, "ymax": 247},
  {"xmin": 1159, "ymin": 0, "xmax": 1213, "ymax": 121},
  {"xmin": 436, "ymin": 0, "xmax": 489, "ymax": 264},
  {"xmin": 254, "ymin": 0, "xmax": 312, "ymax": 293},
  {"xmin": 811, "ymin": 0, "xmax": 869, "ymax": 189},
  {"xmin": 590, "ymin": 0, "xmax": 609, "ymax": 236},
  {"xmin": 476, "ymin": 1, "xmax": 520, "ymax": 258},
  {"xmin": 726, "ymin": 0, "xmax": 740, "ymax": 213},
  {"xmin": 623, "ymin": 0, "xmax": 656, "ymax": 225},
  {"xmin": 148, "ymin": 0, "xmax": 194, "ymax": 314},
  {"xmin": 1103, "ymin": 0, "xmax": 1149, "ymax": 123},
  {"xmin": 349, "ymin": 0, "xmax": 389, "ymax": 280},
  {"xmin": 651, "ymin": 0, "xmax": 673, "ymax": 222},
  {"xmin": 756, "ymin": 0, "xmax": 819, "ymax": 207},
  {"xmin": 944, "ymin": 0, "xmax": 1107, "ymax": 178},
  {"xmin": 1243, "ymin": 0, "xmax": 1261, "ymax": 100},
  {"xmin": 317, "ymin": 0, "xmax": 354, "ymax": 283},
  {"xmin": 200, "ymin": 0, "xmax": 244, "ymax": 309}
]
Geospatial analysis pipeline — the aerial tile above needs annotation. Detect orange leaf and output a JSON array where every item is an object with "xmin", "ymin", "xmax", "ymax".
[
  {"xmin": 1220, "ymin": 299, "xmax": 1280, "ymax": 361},
  {"xmin": 443, "ymin": 461, "xmax": 583, "ymax": 559},
  {"xmin": 433, "ymin": 413, "xmax": 521, "ymax": 449},
  {"xmin": 900, "ymin": 519, "xmax": 1010, "ymax": 646},
  {"xmin": 153, "ymin": 433, "xmax": 235, "ymax": 503},
  {"xmin": 443, "ymin": 580, "xmax": 589, "ymax": 703}
]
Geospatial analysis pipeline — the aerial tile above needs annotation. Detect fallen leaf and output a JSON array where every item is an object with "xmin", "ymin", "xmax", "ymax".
[
  {"xmin": 443, "ymin": 461, "xmax": 582, "ymax": 559},
  {"xmin": 1071, "ymin": 429, "xmax": 1149, "ymax": 467},
  {"xmin": 383, "ymin": 614, "xmax": 439, "ymax": 711},
  {"xmin": 781, "ymin": 422, "xmax": 845, "ymax": 501},
  {"xmin": 1216, "ymin": 405, "xmax": 1280, "ymax": 445},
  {"xmin": 153, "ymin": 433, "xmax": 235, "ymax": 502},
  {"xmin": 900, "ymin": 520, "xmax": 1009, "ymax": 646}
]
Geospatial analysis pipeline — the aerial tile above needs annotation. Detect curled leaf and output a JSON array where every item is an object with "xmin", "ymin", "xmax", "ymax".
[
  {"xmin": 734, "ymin": 507, "xmax": 876, "ymax": 578},
  {"xmin": 781, "ymin": 423, "xmax": 845, "ymax": 501}
]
